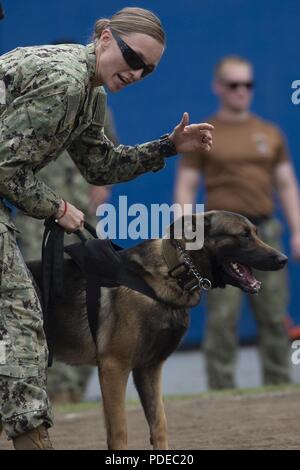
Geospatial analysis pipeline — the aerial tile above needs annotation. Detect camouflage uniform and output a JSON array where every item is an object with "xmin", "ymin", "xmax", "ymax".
[
  {"xmin": 15, "ymin": 107, "xmax": 118, "ymax": 260},
  {"xmin": 15, "ymin": 108, "xmax": 118, "ymax": 403},
  {"xmin": 0, "ymin": 43, "xmax": 176, "ymax": 440},
  {"xmin": 204, "ymin": 217, "xmax": 290, "ymax": 389},
  {"xmin": 0, "ymin": 203, "xmax": 52, "ymax": 438}
]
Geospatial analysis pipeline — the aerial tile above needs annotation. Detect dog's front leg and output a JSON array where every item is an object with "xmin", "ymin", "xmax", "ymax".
[
  {"xmin": 133, "ymin": 362, "xmax": 168, "ymax": 450},
  {"xmin": 98, "ymin": 356, "xmax": 130, "ymax": 450}
]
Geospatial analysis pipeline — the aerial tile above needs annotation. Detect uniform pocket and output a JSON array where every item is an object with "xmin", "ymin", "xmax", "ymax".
[
  {"xmin": 0, "ymin": 225, "xmax": 32, "ymax": 291},
  {"xmin": 91, "ymin": 91, "xmax": 106, "ymax": 127},
  {"xmin": 0, "ymin": 363, "xmax": 38, "ymax": 378},
  {"xmin": 0, "ymin": 285, "xmax": 45, "ymax": 364},
  {"xmin": 63, "ymin": 92, "xmax": 82, "ymax": 129}
]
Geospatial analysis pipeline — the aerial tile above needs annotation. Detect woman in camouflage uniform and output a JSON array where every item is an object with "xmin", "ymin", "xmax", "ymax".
[
  {"xmin": 0, "ymin": 7, "xmax": 213, "ymax": 449},
  {"xmin": 16, "ymin": 108, "xmax": 118, "ymax": 406}
]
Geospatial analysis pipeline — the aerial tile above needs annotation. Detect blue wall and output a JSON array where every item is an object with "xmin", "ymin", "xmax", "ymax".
[{"xmin": 1, "ymin": 0, "xmax": 300, "ymax": 345}]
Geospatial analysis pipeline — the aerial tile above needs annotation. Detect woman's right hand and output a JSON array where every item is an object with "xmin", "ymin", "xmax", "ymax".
[{"xmin": 55, "ymin": 199, "xmax": 84, "ymax": 233}]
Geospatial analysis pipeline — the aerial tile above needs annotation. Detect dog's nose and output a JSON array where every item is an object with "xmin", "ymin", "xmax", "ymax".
[{"xmin": 276, "ymin": 253, "xmax": 288, "ymax": 267}]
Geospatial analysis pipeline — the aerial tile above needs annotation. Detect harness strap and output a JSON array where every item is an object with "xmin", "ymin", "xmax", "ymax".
[{"xmin": 42, "ymin": 219, "xmax": 65, "ymax": 366}]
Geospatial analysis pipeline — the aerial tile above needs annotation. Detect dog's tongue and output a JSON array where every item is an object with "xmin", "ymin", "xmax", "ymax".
[
  {"xmin": 236, "ymin": 263, "xmax": 261, "ymax": 290},
  {"xmin": 238, "ymin": 264, "xmax": 255, "ymax": 282}
]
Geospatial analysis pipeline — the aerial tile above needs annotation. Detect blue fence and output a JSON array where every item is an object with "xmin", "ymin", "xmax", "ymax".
[{"xmin": 1, "ymin": 0, "xmax": 299, "ymax": 345}]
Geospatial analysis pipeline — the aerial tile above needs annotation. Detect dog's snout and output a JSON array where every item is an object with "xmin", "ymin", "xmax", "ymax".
[{"xmin": 275, "ymin": 253, "xmax": 288, "ymax": 267}]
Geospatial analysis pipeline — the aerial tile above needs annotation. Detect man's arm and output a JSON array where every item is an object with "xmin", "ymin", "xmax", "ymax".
[
  {"xmin": 274, "ymin": 161, "xmax": 300, "ymax": 259},
  {"xmin": 174, "ymin": 163, "xmax": 202, "ymax": 218}
]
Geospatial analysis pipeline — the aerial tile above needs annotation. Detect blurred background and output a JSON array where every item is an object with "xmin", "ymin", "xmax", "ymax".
[{"xmin": 1, "ymin": 0, "xmax": 300, "ymax": 394}]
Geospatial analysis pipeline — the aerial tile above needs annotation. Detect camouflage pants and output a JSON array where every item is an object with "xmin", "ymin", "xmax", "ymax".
[
  {"xmin": 47, "ymin": 362, "xmax": 93, "ymax": 402},
  {"xmin": 0, "ymin": 221, "xmax": 53, "ymax": 439},
  {"xmin": 204, "ymin": 218, "xmax": 290, "ymax": 389},
  {"xmin": 16, "ymin": 212, "xmax": 94, "ymax": 402}
]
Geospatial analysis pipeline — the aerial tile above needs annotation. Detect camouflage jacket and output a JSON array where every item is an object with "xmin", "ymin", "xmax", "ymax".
[{"xmin": 0, "ymin": 43, "xmax": 177, "ymax": 220}]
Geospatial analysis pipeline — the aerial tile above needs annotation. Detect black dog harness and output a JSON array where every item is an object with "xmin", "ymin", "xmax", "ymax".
[{"xmin": 41, "ymin": 219, "xmax": 160, "ymax": 365}]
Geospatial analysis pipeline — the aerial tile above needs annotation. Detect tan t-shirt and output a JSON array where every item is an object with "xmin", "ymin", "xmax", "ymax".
[{"xmin": 180, "ymin": 113, "xmax": 289, "ymax": 217}]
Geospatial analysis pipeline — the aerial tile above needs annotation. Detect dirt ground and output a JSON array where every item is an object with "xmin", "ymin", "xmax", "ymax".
[{"xmin": 1, "ymin": 389, "xmax": 300, "ymax": 450}]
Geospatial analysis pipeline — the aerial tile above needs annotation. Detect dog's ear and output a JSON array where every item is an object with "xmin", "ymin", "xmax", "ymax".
[
  {"xmin": 166, "ymin": 214, "xmax": 206, "ymax": 250},
  {"xmin": 204, "ymin": 212, "xmax": 214, "ymax": 235},
  {"xmin": 167, "ymin": 214, "xmax": 197, "ymax": 240}
]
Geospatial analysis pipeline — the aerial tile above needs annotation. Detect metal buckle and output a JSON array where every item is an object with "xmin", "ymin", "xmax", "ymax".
[{"xmin": 200, "ymin": 278, "xmax": 212, "ymax": 290}]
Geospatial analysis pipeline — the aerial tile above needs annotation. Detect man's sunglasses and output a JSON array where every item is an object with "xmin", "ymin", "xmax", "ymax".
[
  {"xmin": 224, "ymin": 80, "xmax": 255, "ymax": 91},
  {"xmin": 110, "ymin": 28, "xmax": 155, "ymax": 78}
]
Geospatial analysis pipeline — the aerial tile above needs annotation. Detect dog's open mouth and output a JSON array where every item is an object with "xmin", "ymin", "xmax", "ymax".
[{"xmin": 223, "ymin": 261, "xmax": 261, "ymax": 293}]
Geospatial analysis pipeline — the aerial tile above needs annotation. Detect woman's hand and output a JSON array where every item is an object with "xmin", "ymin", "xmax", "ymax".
[
  {"xmin": 55, "ymin": 200, "xmax": 84, "ymax": 233},
  {"xmin": 169, "ymin": 112, "xmax": 214, "ymax": 153}
]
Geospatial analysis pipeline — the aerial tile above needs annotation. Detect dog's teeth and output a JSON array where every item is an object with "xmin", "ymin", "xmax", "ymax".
[
  {"xmin": 230, "ymin": 262, "xmax": 245, "ymax": 277},
  {"xmin": 250, "ymin": 280, "xmax": 261, "ymax": 290}
]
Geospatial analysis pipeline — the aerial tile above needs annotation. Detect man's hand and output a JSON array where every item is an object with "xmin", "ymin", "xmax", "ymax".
[
  {"xmin": 291, "ymin": 232, "xmax": 300, "ymax": 261},
  {"xmin": 169, "ymin": 112, "xmax": 214, "ymax": 153},
  {"xmin": 55, "ymin": 199, "xmax": 84, "ymax": 233}
]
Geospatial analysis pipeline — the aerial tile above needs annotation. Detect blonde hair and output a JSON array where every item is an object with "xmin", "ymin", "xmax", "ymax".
[
  {"xmin": 93, "ymin": 7, "xmax": 165, "ymax": 45},
  {"xmin": 214, "ymin": 56, "xmax": 252, "ymax": 80}
]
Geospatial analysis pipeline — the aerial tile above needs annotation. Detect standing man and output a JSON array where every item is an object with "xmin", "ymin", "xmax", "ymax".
[{"xmin": 175, "ymin": 56, "xmax": 300, "ymax": 389}]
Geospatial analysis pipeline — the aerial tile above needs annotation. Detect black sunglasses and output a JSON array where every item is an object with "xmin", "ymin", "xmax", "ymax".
[
  {"xmin": 224, "ymin": 80, "xmax": 255, "ymax": 91},
  {"xmin": 110, "ymin": 29, "xmax": 155, "ymax": 78}
]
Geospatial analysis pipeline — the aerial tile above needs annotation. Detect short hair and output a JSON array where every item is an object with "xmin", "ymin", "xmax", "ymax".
[{"xmin": 214, "ymin": 56, "xmax": 252, "ymax": 80}]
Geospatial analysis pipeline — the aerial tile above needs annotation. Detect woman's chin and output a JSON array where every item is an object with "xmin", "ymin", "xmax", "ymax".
[{"xmin": 105, "ymin": 77, "xmax": 123, "ymax": 93}]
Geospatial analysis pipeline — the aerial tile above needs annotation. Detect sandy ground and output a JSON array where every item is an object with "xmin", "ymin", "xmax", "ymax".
[{"xmin": 1, "ymin": 389, "xmax": 300, "ymax": 450}]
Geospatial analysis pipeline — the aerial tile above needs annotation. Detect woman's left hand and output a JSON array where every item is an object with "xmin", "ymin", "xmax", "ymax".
[{"xmin": 169, "ymin": 112, "xmax": 214, "ymax": 153}]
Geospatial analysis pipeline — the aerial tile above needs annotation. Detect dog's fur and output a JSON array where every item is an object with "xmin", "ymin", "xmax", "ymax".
[{"xmin": 28, "ymin": 211, "xmax": 287, "ymax": 450}]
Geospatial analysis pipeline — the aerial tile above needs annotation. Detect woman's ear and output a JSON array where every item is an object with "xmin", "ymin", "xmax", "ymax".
[{"xmin": 100, "ymin": 29, "xmax": 113, "ymax": 48}]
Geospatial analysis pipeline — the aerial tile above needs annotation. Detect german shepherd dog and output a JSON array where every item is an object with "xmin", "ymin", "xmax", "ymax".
[{"xmin": 28, "ymin": 211, "xmax": 287, "ymax": 450}]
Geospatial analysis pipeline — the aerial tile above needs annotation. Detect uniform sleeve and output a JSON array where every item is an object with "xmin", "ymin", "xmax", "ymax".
[
  {"xmin": 0, "ymin": 84, "xmax": 72, "ymax": 218},
  {"xmin": 68, "ymin": 122, "xmax": 177, "ymax": 186},
  {"xmin": 103, "ymin": 107, "xmax": 119, "ymax": 146},
  {"xmin": 274, "ymin": 128, "xmax": 290, "ymax": 165}
]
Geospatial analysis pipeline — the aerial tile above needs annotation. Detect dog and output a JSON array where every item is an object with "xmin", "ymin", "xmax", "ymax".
[{"xmin": 28, "ymin": 210, "xmax": 287, "ymax": 450}]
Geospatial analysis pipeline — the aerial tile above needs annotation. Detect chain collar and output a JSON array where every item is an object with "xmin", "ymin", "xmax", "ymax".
[{"xmin": 174, "ymin": 241, "xmax": 212, "ymax": 291}]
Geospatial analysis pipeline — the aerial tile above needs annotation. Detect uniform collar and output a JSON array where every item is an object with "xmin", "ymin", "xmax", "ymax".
[{"xmin": 85, "ymin": 43, "xmax": 97, "ymax": 83}]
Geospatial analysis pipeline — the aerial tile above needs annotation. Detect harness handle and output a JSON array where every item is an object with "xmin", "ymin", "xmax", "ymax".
[
  {"xmin": 74, "ymin": 221, "xmax": 98, "ymax": 242},
  {"xmin": 42, "ymin": 218, "xmax": 98, "ymax": 365}
]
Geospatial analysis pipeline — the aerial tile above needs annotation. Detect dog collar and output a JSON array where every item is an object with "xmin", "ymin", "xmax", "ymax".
[{"xmin": 161, "ymin": 239, "xmax": 212, "ymax": 293}]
